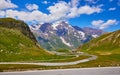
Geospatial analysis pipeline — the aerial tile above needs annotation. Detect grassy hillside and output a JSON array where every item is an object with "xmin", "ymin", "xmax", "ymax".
[
  {"xmin": 78, "ymin": 30, "xmax": 120, "ymax": 54},
  {"xmin": 0, "ymin": 27, "xmax": 52, "ymax": 62},
  {"xmin": 0, "ymin": 18, "xmax": 36, "ymax": 42},
  {"xmin": 77, "ymin": 30, "xmax": 120, "ymax": 67}
]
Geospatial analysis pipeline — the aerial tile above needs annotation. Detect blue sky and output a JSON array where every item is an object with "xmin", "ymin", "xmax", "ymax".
[{"xmin": 0, "ymin": 0, "xmax": 120, "ymax": 32}]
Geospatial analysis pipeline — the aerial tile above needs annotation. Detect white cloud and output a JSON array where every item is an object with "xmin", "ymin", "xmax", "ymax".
[
  {"xmin": 67, "ymin": 7, "xmax": 78, "ymax": 18},
  {"xmin": 85, "ymin": 0, "xmax": 99, "ymax": 4},
  {"xmin": 67, "ymin": 5, "xmax": 102, "ymax": 18},
  {"xmin": 100, "ymin": 20, "xmax": 118, "ymax": 29},
  {"xmin": 78, "ymin": 5, "xmax": 101, "ymax": 15},
  {"xmin": 92, "ymin": 19, "xmax": 118, "ymax": 29},
  {"xmin": 70, "ymin": 0, "xmax": 80, "ymax": 7},
  {"xmin": 0, "ymin": 0, "xmax": 18, "ymax": 9},
  {"xmin": 0, "ymin": 10, "xmax": 5, "ymax": 17},
  {"xmin": 26, "ymin": 4, "xmax": 39, "ymax": 11},
  {"xmin": 48, "ymin": 2, "xmax": 69, "ymax": 14},
  {"xmin": 5, "ymin": 9, "xmax": 48, "ymax": 23},
  {"xmin": 47, "ymin": 1, "xmax": 102, "ymax": 21},
  {"xmin": 108, "ymin": 7, "xmax": 116, "ymax": 11},
  {"xmin": 47, "ymin": 1, "xmax": 70, "ymax": 21},
  {"xmin": 42, "ymin": 1, "xmax": 50, "ymax": 4},
  {"xmin": 1, "ymin": 0, "xmax": 102, "ymax": 24},
  {"xmin": 6, "ymin": 9, "xmax": 49, "ymax": 23},
  {"xmin": 92, "ymin": 20, "xmax": 104, "ymax": 26},
  {"xmin": 97, "ymin": 4, "xmax": 104, "ymax": 7}
]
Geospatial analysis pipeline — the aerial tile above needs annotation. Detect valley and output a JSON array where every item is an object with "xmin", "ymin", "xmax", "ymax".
[
  {"xmin": 0, "ymin": 18, "xmax": 120, "ymax": 72},
  {"xmin": 0, "ymin": 18, "xmax": 97, "ymax": 72},
  {"xmin": 0, "ymin": 0, "xmax": 120, "ymax": 75}
]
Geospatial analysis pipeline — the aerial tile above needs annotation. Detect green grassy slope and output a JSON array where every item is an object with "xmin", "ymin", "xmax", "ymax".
[
  {"xmin": 78, "ymin": 30, "xmax": 120, "ymax": 55},
  {"xmin": 77, "ymin": 30, "xmax": 120, "ymax": 67},
  {"xmin": 0, "ymin": 27, "xmax": 53, "ymax": 62},
  {"xmin": 0, "ymin": 18, "xmax": 36, "ymax": 42},
  {"xmin": 0, "ymin": 18, "xmax": 52, "ymax": 62}
]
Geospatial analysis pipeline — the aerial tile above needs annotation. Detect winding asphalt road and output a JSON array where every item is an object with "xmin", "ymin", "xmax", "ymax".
[
  {"xmin": 0, "ymin": 67, "xmax": 120, "ymax": 75},
  {"xmin": 0, "ymin": 55, "xmax": 97, "ymax": 66}
]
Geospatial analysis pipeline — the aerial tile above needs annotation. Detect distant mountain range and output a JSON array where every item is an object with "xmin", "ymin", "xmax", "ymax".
[{"xmin": 30, "ymin": 21, "xmax": 105, "ymax": 51}]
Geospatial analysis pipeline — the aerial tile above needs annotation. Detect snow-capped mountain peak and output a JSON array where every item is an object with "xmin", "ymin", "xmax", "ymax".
[
  {"xmin": 30, "ymin": 21, "xmax": 104, "ymax": 51},
  {"xmin": 52, "ymin": 21, "xmax": 72, "ymax": 30}
]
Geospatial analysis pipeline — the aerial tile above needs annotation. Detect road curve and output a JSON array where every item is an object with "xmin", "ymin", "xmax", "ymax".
[
  {"xmin": 0, "ymin": 67, "xmax": 120, "ymax": 75},
  {"xmin": 0, "ymin": 55, "xmax": 97, "ymax": 66}
]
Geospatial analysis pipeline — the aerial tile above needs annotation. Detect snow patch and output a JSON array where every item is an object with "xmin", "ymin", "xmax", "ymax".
[
  {"xmin": 52, "ymin": 23, "xmax": 58, "ymax": 30},
  {"xmin": 92, "ymin": 34, "xmax": 99, "ymax": 38},
  {"xmin": 49, "ymin": 31, "xmax": 54, "ymax": 34},
  {"xmin": 74, "ymin": 34, "xmax": 80, "ymax": 38},
  {"xmin": 60, "ymin": 37, "xmax": 71, "ymax": 47},
  {"xmin": 78, "ymin": 31, "xmax": 85, "ymax": 38},
  {"xmin": 52, "ymin": 21, "xmax": 61, "ymax": 30},
  {"xmin": 52, "ymin": 21, "xmax": 72, "ymax": 30}
]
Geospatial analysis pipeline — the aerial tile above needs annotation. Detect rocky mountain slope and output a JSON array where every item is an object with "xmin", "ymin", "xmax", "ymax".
[{"xmin": 30, "ymin": 21, "xmax": 104, "ymax": 51}]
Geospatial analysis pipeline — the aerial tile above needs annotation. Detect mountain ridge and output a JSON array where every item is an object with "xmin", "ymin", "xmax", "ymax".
[
  {"xmin": 78, "ymin": 29, "xmax": 120, "ymax": 55},
  {"xmin": 0, "ymin": 18, "xmax": 37, "ymax": 42},
  {"xmin": 30, "ymin": 21, "xmax": 104, "ymax": 51}
]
